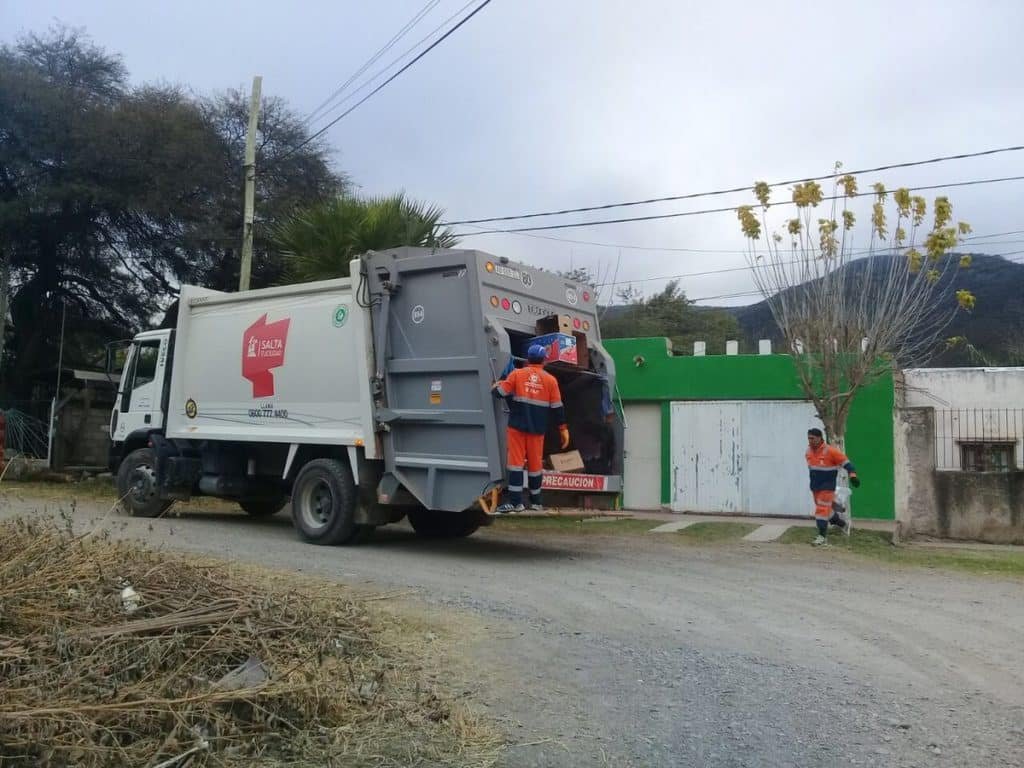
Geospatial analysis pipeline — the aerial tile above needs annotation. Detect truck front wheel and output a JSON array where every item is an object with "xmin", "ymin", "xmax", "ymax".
[
  {"xmin": 116, "ymin": 447, "xmax": 173, "ymax": 518},
  {"xmin": 291, "ymin": 458, "xmax": 360, "ymax": 545}
]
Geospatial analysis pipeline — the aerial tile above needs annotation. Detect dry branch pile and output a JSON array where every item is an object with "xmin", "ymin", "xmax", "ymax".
[{"xmin": 0, "ymin": 516, "xmax": 499, "ymax": 767}]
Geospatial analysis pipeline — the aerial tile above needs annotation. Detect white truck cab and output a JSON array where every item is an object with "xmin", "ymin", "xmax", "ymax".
[{"xmin": 110, "ymin": 329, "xmax": 172, "ymax": 446}]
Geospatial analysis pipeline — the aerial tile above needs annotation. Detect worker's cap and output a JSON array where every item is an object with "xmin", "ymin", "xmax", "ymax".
[
  {"xmin": 527, "ymin": 344, "xmax": 547, "ymax": 362},
  {"xmin": 807, "ymin": 428, "xmax": 824, "ymax": 438}
]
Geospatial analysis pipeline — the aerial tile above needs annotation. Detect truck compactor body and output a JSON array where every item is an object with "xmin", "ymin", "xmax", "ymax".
[{"xmin": 108, "ymin": 248, "xmax": 623, "ymax": 544}]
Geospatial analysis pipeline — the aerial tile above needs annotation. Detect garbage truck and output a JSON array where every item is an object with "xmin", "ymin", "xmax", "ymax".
[{"xmin": 108, "ymin": 247, "xmax": 623, "ymax": 544}]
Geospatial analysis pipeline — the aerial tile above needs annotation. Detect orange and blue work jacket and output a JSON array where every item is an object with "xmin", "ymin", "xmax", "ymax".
[
  {"xmin": 805, "ymin": 443, "xmax": 855, "ymax": 492},
  {"xmin": 494, "ymin": 364, "xmax": 566, "ymax": 435}
]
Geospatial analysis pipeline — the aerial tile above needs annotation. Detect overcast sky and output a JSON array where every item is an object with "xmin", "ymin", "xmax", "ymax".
[{"xmin": 4, "ymin": 0, "xmax": 1023, "ymax": 306}]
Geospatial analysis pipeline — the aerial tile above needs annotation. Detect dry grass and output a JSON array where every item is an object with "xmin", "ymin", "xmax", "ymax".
[
  {"xmin": 0, "ymin": 514, "xmax": 502, "ymax": 767},
  {"xmin": 0, "ymin": 479, "xmax": 237, "ymax": 512}
]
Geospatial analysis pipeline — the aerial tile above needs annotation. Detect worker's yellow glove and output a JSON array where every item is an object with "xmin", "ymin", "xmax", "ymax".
[{"xmin": 559, "ymin": 426, "xmax": 570, "ymax": 449}]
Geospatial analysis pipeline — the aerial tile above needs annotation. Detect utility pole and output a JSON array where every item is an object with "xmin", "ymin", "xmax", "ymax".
[
  {"xmin": 47, "ymin": 299, "xmax": 66, "ymax": 469},
  {"xmin": 239, "ymin": 75, "xmax": 262, "ymax": 291}
]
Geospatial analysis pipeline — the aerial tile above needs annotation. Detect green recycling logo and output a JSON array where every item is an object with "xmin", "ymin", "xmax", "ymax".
[{"xmin": 332, "ymin": 305, "xmax": 349, "ymax": 327}]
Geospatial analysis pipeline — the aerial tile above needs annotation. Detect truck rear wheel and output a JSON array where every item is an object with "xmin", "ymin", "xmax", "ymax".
[
  {"xmin": 407, "ymin": 509, "xmax": 482, "ymax": 539},
  {"xmin": 239, "ymin": 496, "xmax": 289, "ymax": 517},
  {"xmin": 291, "ymin": 458, "xmax": 360, "ymax": 545},
  {"xmin": 117, "ymin": 447, "xmax": 173, "ymax": 518}
]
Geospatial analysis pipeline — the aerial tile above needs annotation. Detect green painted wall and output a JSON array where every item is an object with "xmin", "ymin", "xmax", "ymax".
[{"xmin": 607, "ymin": 338, "xmax": 895, "ymax": 519}]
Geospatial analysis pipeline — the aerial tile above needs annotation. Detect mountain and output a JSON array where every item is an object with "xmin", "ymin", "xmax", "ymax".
[{"xmin": 724, "ymin": 253, "xmax": 1024, "ymax": 366}]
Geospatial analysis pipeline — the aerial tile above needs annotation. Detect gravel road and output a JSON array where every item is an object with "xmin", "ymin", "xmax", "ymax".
[{"xmin": 2, "ymin": 494, "xmax": 1022, "ymax": 768}]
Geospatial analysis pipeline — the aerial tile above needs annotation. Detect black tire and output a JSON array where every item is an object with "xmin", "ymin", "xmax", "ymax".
[
  {"xmin": 407, "ymin": 509, "xmax": 482, "ymax": 539},
  {"xmin": 290, "ymin": 458, "xmax": 359, "ymax": 545},
  {"xmin": 239, "ymin": 496, "xmax": 289, "ymax": 517},
  {"xmin": 116, "ymin": 447, "xmax": 173, "ymax": 518}
]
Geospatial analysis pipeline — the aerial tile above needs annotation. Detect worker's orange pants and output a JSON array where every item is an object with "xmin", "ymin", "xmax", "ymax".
[
  {"xmin": 812, "ymin": 490, "xmax": 836, "ymax": 519},
  {"xmin": 507, "ymin": 427, "xmax": 544, "ymax": 473}
]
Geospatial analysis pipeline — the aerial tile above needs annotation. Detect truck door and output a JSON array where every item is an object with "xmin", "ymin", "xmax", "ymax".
[
  {"xmin": 364, "ymin": 252, "xmax": 504, "ymax": 512},
  {"xmin": 111, "ymin": 335, "xmax": 169, "ymax": 443}
]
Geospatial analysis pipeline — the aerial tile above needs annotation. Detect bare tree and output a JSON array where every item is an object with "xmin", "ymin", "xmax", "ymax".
[{"xmin": 736, "ymin": 168, "xmax": 975, "ymax": 448}]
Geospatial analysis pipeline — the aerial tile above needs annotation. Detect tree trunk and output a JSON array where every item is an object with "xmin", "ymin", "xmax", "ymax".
[{"xmin": 0, "ymin": 252, "xmax": 9, "ymax": 367}]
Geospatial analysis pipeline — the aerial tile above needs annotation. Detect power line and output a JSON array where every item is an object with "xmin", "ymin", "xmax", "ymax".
[
  {"xmin": 453, "ymin": 175, "xmax": 1024, "ymax": 235},
  {"xmin": 614, "ymin": 253, "xmax": 1024, "ymax": 311},
  {"xmin": 305, "ymin": 0, "xmax": 478, "ymax": 131},
  {"xmin": 456, "ymin": 216, "xmax": 1024, "ymax": 255},
  {"xmin": 961, "ymin": 229, "xmax": 1024, "ymax": 241},
  {"xmin": 441, "ymin": 144, "xmax": 1024, "ymax": 226},
  {"xmin": 303, "ymin": 0, "xmax": 441, "ymax": 127},
  {"xmin": 600, "ymin": 250, "xmax": 1024, "ymax": 300},
  {"xmin": 280, "ymin": 0, "xmax": 494, "ymax": 162},
  {"xmin": 304, "ymin": 0, "xmax": 479, "ymax": 132}
]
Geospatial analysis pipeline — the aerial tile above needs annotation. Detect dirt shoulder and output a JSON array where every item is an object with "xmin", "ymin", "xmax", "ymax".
[{"xmin": 2, "ymin": 490, "xmax": 1023, "ymax": 767}]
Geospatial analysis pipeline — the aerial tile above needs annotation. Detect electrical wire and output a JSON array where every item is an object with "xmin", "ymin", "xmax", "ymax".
[
  {"xmin": 303, "ymin": 0, "xmax": 441, "ymax": 127},
  {"xmin": 304, "ymin": 0, "xmax": 480, "ymax": 132},
  {"xmin": 607, "ymin": 251, "xmax": 1024, "ymax": 308},
  {"xmin": 279, "ymin": 0, "xmax": 494, "ymax": 162},
  {"xmin": 453, "ymin": 175, "xmax": 1024, "ymax": 235},
  {"xmin": 441, "ymin": 144, "xmax": 1024, "ymax": 226}
]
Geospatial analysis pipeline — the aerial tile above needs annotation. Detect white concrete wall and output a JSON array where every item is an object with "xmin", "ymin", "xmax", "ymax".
[
  {"xmin": 902, "ymin": 368, "xmax": 1024, "ymax": 470},
  {"xmin": 903, "ymin": 367, "xmax": 1024, "ymax": 409},
  {"xmin": 623, "ymin": 404, "xmax": 662, "ymax": 510}
]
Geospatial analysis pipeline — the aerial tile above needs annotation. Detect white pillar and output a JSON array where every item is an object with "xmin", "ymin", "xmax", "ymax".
[
  {"xmin": 758, "ymin": 339, "xmax": 772, "ymax": 355},
  {"xmin": 726, "ymin": 340, "xmax": 739, "ymax": 356},
  {"xmin": 693, "ymin": 341, "xmax": 706, "ymax": 356}
]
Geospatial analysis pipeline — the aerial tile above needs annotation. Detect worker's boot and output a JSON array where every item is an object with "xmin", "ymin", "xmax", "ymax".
[
  {"xmin": 812, "ymin": 534, "xmax": 827, "ymax": 546},
  {"xmin": 496, "ymin": 503, "xmax": 525, "ymax": 515}
]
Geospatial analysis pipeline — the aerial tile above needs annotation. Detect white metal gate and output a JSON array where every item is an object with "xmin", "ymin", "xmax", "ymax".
[
  {"xmin": 623, "ymin": 404, "xmax": 662, "ymax": 510},
  {"xmin": 669, "ymin": 401, "xmax": 824, "ymax": 516}
]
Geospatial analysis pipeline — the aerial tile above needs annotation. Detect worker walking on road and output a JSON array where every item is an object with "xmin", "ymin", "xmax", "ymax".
[
  {"xmin": 806, "ymin": 427, "xmax": 860, "ymax": 546},
  {"xmin": 493, "ymin": 344, "xmax": 570, "ymax": 514}
]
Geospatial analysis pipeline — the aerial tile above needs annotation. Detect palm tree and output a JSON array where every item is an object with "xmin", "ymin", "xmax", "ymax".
[{"xmin": 273, "ymin": 193, "xmax": 459, "ymax": 282}]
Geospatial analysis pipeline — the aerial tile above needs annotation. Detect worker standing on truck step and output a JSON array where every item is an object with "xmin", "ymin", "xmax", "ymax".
[
  {"xmin": 805, "ymin": 427, "xmax": 860, "ymax": 546},
  {"xmin": 493, "ymin": 344, "xmax": 570, "ymax": 514}
]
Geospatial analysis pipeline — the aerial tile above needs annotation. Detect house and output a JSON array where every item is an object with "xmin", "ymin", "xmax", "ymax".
[
  {"xmin": 606, "ymin": 337, "xmax": 895, "ymax": 520},
  {"xmin": 900, "ymin": 367, "xmax": 1024, "ymax": 471},
  {"xmin": 894, "ymin": 367, "xmax": 1024, "ymax": 542}
]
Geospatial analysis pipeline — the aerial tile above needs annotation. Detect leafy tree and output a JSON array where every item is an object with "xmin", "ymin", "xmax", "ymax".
[
  {"xmin": 601, "ymin": 281, "xmax": 742, "ymax": 353},
  {"xmin": 560, "ymin": 267, "xmax": 595, "ymax": 285},
  {"xmin": 0, "ymin": 27, "xmax": 343, "ymax": 397},
  {"xmin": 736, "ymin": 169, "xmax": 975, "ymax": 447},
  {"xmin": 275, "ymin": 193, "xmax": 458, "ymax": 282},
  {"xmin": 194, "ymin": 89, "xmax": 347, "ymax": 291}
]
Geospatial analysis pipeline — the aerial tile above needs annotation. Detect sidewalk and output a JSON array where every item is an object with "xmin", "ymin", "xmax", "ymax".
[
  {"xmin": 541, "ymin": 507, "xmax": 895, "ymax": 532},
  {"xmin": 538, "ymin": 509, "xmax": 1023, "ymax": 553}
]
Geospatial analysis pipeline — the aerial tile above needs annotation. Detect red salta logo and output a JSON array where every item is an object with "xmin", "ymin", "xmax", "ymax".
[{"xmin": 242, "ymin": 314, "xmax": 290, "ymax": 398}]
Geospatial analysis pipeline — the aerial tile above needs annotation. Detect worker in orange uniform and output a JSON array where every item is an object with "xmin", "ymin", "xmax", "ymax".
[
  {"xmin": 493, "ymin": 344, "xmax": 570, "ymax": 514},
  {"xmin": 806, "ymin": 427, "xmax": 860, "ymax": 545}
]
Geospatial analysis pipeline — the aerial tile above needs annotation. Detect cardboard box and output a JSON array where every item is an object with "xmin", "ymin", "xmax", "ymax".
[
  {"xmin": 536, "ymin": 314, "xmax": 573, "ymax": 335},
  {"xmin": 572, "ymin": 331, "xmax": 590, "ymax": 370},
  {"xmin": 530, "ymin": 332, "xmax": 578, "ymax": 366},
  {"xmin": 548, "ymin": 449, "xmax": 585, "ymax": 473}
]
